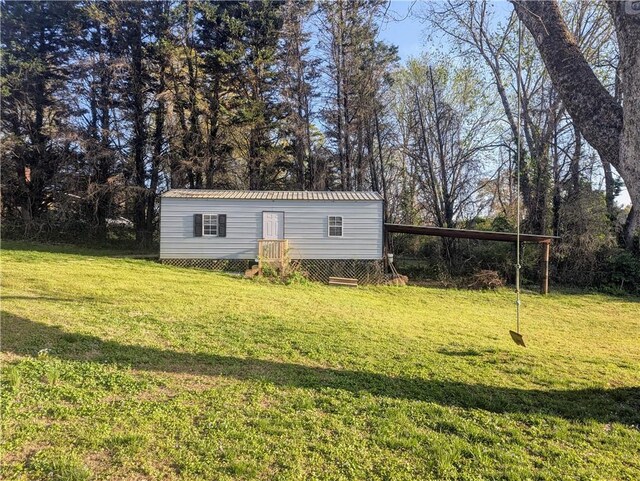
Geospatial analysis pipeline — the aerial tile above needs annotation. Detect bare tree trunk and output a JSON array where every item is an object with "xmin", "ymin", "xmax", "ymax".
[
  {"xmin": 512, "ymin": 0, "xmax": 639, "ymax": 247},
  {"xmin": 374, "ymin": 110, "xmax": 388, "ymax": 221},
  {"xmin": 90, "ymin": 20, "xmax": 113, "ymax": 242},
  {"xmin": 355, "ymin": 122, "xmax": 364, "ymax": 190},
  {"xmin": 248, "ymin": 127, "xmax": 261, "ymax": 190},
  {"xmin": 570, "ymin": 125, "xmax": 582, "ymax": 195},
  {"xmin": 205, "ymin": 76, "xmax": 221, "ymax": 189},
  {"xmin": 428, "ymin": 67, "xmax": 454, "ymax": 228},
  {"xmin": 414, "ymin": 91, "xmax": 444, "ymax": 228},
  {"xmin": 146, "ymin": 98, "xmax": 163, "ymax": 247},
  {"xmin": 146, "ymin": 13, "xmax": 168, "ymax": 248},
  {"xmin": 608, "ymin": 2, "xmax": 640, "ymax": 247},
  {"xmin": 129, "ymin": 7, "xmax": 148, "ymax": 246},
  {"xmin": 552, "ymin": 129, "xmax": 562, "ymax": 237},
  {"xmin": 602, "ymin": 159, "xmax": 617, "ymax": 223},
  {"xmin": 334, "ymin": 3, "xmax": 347, "ymax": 191}
]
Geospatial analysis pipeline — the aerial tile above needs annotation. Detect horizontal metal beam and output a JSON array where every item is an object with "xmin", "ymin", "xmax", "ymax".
[{"xmin": 384, "ymin": 223, "xmax": 558, "ymax": 244}]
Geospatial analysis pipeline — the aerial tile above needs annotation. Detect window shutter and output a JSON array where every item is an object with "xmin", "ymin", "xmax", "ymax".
[
  {"xmin": 218, "ymin": 214, "xmax": 227, "ymax": 237},
  {"xmin": 193, "ymin": 214, "xmax": 203, "ymax": 237}
]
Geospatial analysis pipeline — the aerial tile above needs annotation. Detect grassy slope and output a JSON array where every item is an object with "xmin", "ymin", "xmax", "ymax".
[{"xmin": 1, "ymin": 242, "xmax": 639, "ymax": 481}]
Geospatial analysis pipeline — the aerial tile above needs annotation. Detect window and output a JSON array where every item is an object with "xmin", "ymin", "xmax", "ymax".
[
  {"xmin": 328, "ymin": 216, "xmax": 343, "ymax": 237},
  {"xmin": 203, "ymin": 214, "xmax": 218, "ymax": 236}
]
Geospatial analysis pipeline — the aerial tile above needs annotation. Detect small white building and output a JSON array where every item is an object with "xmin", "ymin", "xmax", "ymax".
[{"xmin": 160, "ymin": 190, "xmax": 385, "ymax": 282}]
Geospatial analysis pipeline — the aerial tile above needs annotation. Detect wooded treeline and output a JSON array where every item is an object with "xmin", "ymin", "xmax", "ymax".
[{"xmin": 1, "ymin": 0, "xmax": 638, "ymax": 286}]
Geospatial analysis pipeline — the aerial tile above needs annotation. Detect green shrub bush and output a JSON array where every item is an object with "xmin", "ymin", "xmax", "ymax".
[{"xmin": 596, "ymin": 248, "xmax": 640, "ymax": 294}]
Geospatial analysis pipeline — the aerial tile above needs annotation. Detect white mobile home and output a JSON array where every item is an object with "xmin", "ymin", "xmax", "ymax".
[{"xmin": 160, "ymin": 190, "xmax": 385, "ymax": 282}]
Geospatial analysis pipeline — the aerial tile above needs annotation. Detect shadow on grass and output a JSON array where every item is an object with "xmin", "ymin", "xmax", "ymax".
[
  {"xmin": 437, "ymin": 347, "xmax": 498, "ymax": 357},
  {"xmin": 2, "ymin": 311, "xmax": 638, "ymax": 425},
  {"xmin": 1, "ymin": 296, "xmax": 101, "ymax": 303},
  {"xmin": 1, "ymin": 240, "xmax": 156, "ymax": 258}
]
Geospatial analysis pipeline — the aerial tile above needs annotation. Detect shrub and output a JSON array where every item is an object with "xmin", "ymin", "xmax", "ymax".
[
  {"xmin": 256, "ymin": 255, "xmax": 311, "ymax": 285},
  {"xmin": 285, "ymin": 269, "xmax": 310, "ymax": 285},
  {"xmin": 596, "ymin": 248, "xmax": 640, "ymax": 294},
  {"xmin": 465, "ymin": 270, "xmax": 505, "ymax": 290}
]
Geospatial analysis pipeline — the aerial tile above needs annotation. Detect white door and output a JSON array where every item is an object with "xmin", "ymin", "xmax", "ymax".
[{"xmin": 262, "ymin": 212, "xmax": 284, "ymax": 239}]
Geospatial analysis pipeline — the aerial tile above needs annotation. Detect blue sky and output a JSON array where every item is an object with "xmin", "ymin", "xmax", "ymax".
[
  {"xmin": 378, "ymin": 1, "xmax": 630, "ymax": 207},
  {"xmin": 378, "ymin": 1, "xmax": 515, "ymax": 61},
  {"xmin": 379, "ymin": 1, "xmax": 427, "ymax": 61}
]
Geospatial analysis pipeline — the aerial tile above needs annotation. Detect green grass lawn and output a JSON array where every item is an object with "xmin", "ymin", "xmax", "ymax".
[{"xmin": 1, "ymin": 242, "xmax": 639, "ymax": 480}]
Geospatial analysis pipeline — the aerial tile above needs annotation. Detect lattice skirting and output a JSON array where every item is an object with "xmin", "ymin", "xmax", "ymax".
[
  {"xmin": 161, "ymin": 258, "xmax": 387, "ymax": 284},
  {"xmin": 296, "ymin": 259, "xmax": 386, "ymax": 284},
  {"xmin": 161, "ymin": 258, "xmax": 254, "ymax": 272}
]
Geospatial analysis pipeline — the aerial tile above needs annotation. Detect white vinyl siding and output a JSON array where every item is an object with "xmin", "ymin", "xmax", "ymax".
[
  {"xmin": 203, "ymin": 214, "xmax": 218, "ymax": 236},
  {"xmin": 160, "ymin": 198, "xmax": 383, "ymax": 260}
]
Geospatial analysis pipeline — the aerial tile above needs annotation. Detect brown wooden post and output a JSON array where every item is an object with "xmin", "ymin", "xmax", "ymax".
[{"xmin": 541, "ymin": 241, "xmax": 550, "ymax": 295}]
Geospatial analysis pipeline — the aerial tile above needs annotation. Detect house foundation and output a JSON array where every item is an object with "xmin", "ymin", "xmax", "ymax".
[{"xmin": 161, "ymin": 258, "xmax": 387, "ymax": 285}]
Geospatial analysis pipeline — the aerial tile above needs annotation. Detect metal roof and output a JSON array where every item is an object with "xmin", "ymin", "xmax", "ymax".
[
  {"xmin": 163, "ymin": 189, "xmax": 384, "ymax": 201},
  {"xmin": 385, "ymin": 223, "xmax": 558, "ymax": 244}
]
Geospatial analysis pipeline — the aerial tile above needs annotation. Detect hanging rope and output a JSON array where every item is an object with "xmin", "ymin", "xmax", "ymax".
[{"xmin": 511, "ymin": 16, "xmax": 525, "ymax": 347}]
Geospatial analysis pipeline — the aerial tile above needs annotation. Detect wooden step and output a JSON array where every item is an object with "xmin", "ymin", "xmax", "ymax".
[{"xmin": 328, "ymin": 276, "xmax": 358, "ymax": 287}]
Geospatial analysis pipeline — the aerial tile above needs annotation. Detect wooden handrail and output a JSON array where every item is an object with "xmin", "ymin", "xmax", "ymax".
[{"xmin": 258, "ymin": 239, "xmax": 288, "ymax": 272}]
